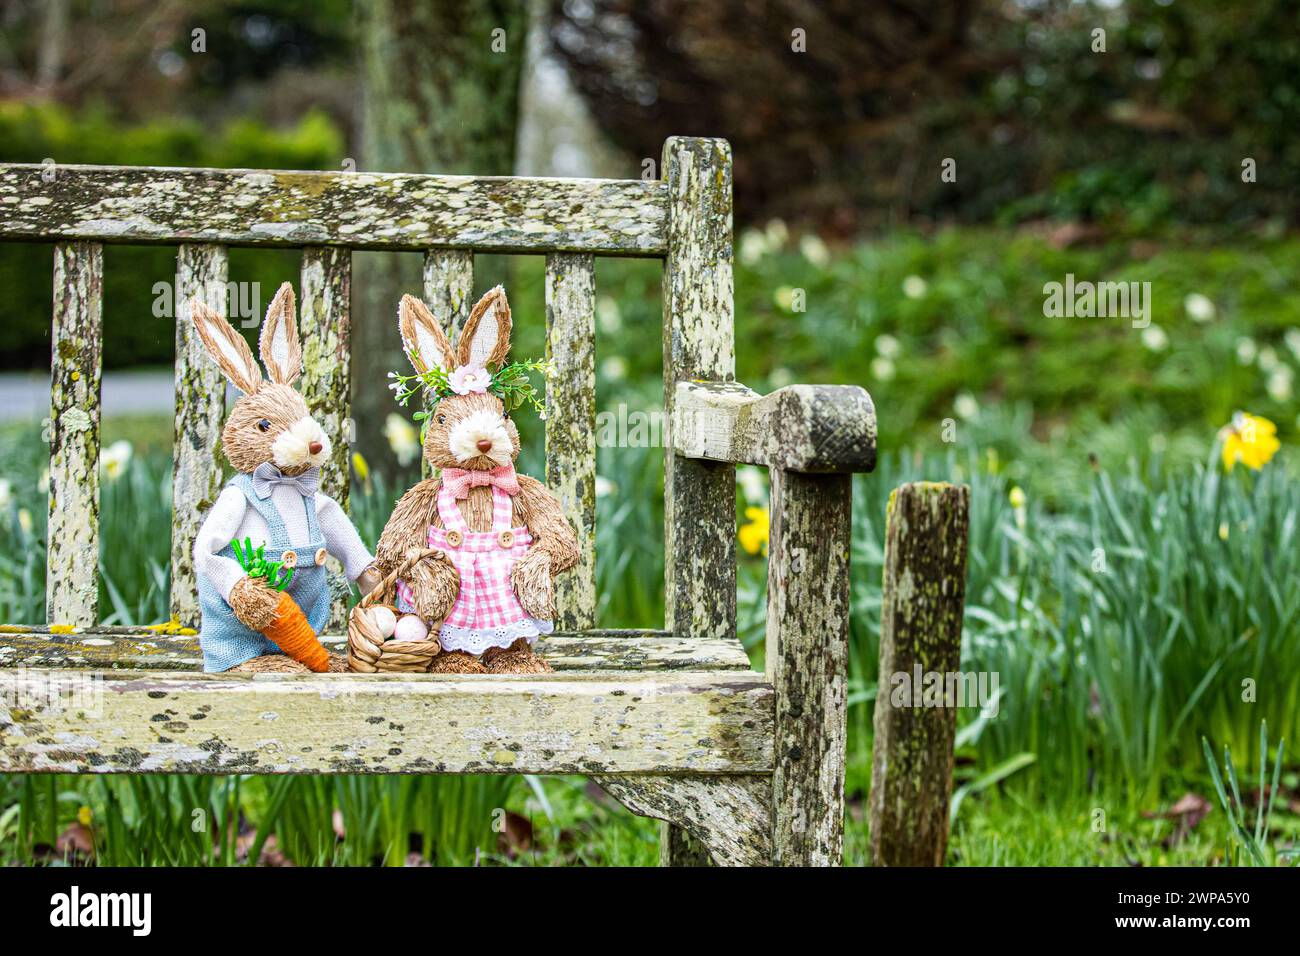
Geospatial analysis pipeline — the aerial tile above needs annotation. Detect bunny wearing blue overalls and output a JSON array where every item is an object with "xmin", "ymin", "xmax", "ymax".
[{"xmin": 189, "ymin": 283, "xmax": 380, "ymax": 672}]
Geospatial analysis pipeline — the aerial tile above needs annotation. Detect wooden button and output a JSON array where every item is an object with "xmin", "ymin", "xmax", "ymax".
[
  {"xmin": 445, "ymin": 529, "xmax": 463, "ymax": 548},
  {"xmin": 497, "ymin": 530, "xmax": 515, "ymax": 549},
  {"xmin": 314, "ymin": 547, "xmax": 328, "ymax": 566},
  {"xmin": 280, "ymin": 549, "xmax": 298, "ymax": 568}
]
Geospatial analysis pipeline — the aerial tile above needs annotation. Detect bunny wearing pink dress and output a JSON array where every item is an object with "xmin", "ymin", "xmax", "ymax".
[{"xmin": 373, "ymin": 287, "xmax": 579, "ymax": 674}]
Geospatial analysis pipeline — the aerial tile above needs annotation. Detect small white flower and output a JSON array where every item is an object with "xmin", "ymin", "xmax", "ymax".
[
  {"xmin": 875, "ymin": 334, "xmax": 901, "ymax": 359},
  {"xmin": 383, "ymin": 413, "xmax": 420, "ymax": 466},
  {"xmin": 17, "ymin": 508, "xmax": 32, "ymax": 534},
  {"xmin": 871, "ymin": 357, "xmax": 895, "ymax": 381},
  {"xmin": 773, "ymin": 286, "xmax": 797, "ymax": 311},
  {"xmin": 954, "ymin": 392, "xmax": 979, "ymax": 421},
  {"xmin": 0, "ymin": 479, "xmax": 11, "ymax": 508},
  {"xmin": 600, "ymin": 356, "xmax": 627, "ymax": 381},
  {"xmin": 902, "ymin": 275, "xmax": 928, "ymax": 299},
  {"xmin": 1257, "ymin": 346, "xmax": 1279, "ymax": 372},
  {"xmin": 737, "ymin": 465, "xmax": 768, "ymax": 506},
  {"xmin": 596, "ymin": 296, "xmax": 623, "ymax": 334},
  {"xmin": 764, "ymin": 219, "xmax": 789, "ymax": 249},
  {"xmin": 1235, "ymin": 337, "xmax": 1257, "ymax": 365},
  {"xmin": 1141, "ymin": 324, "xmax": 1168, "ymax": 351},
  {"xmin": 447, "ymin": 364, "xmax": 491, "ymax": 395},
  {"xmin": 1267, "ymin": 365, "xmax": 1294, "ymax": 402},
  {"xmin": 738, "ymin": 230, "xmax": 768, "ymax": 266},
  {"xmin": 799, "ymin": 234, "xmax": 831, "ymax": 268},
  {"xmin": 1284, "ymin": 329, "xmax": 1300, "ymax": 361},
  {"xmin": 38, "ymin": 468, "xmax": 49, "ymax": 494},
  {"xmin": 99, "ymin": 440, "xmax": 133, "ymax": 480},
  {"xmin": 1184, "ymin": 293, "xmax": 1216, "ymax": 323},
  {"xmin": 594, "ymin": 475, "xmax": 617, "ymax": 498},
  {"xmin": 769, "ymin": 366, "xmax": 794, "ymax": 388}
]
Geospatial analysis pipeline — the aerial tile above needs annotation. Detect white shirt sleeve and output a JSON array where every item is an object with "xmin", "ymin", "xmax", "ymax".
[
  {"xmin": 194, "ymin": 486, "xmax": 250, "ymax": 602},
  {"xmin": 315, "ymin": 493, "xmax": 375, "ymax": 582}
]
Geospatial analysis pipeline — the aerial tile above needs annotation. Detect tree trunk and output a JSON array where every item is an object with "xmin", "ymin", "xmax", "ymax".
[{"xmin": 352, "ymin": 0, "xmax": 527, "ymax": 476}]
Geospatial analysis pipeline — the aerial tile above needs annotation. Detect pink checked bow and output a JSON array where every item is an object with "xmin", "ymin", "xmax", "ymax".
[{"xmin": 441, "ymin": 464, "xmax": 521, "ymax": 499}]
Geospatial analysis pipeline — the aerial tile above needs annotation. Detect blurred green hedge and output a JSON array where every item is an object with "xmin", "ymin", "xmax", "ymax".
[{"xmin": 0, "ymin": 101, "xmax": 343, "ymax": 368}]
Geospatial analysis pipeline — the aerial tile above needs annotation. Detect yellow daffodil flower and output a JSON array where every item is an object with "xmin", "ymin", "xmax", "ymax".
[
  {"xmin": 1220, "ymin": 412, "xmax": 1280, "ymax": 472},
  {"xmin": 738, "ymin": 507, "xmax": 770, "ymax": 556}
]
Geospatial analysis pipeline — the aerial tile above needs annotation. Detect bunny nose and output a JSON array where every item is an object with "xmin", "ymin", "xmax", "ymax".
[
  {"xmin": 476, "ymin": 439, "xmax": 493, "ymax": 453},
  {"xmin": 309, "ymin": 441, "xmax": 323, "ymax": 455}
]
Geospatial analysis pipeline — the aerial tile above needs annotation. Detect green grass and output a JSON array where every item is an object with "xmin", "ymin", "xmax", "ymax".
[{"xmin": 1, "ymin": 411, "xmax": 1297, "ymax": 864}]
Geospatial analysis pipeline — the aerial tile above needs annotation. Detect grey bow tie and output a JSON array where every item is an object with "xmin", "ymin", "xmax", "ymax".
[{"xmin": 251, "ymin": 462, "xmax": 320, "ymax": 499}]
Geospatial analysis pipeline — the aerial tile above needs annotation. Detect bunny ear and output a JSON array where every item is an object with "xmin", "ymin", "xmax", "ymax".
[
  {"xmin": 190, "ymin": 297, "xmax": 261, "ymax": 394},
  {"xmin": 456, "ymin": 285, "xmax": 512, "ymax": 369},
  {"xmin": 258, "ymin": 282, "xmax": 302, "ymax": 385},
  {"xmin": 398, "ymin": 294, "xmax": 457, "ymax": 374}
]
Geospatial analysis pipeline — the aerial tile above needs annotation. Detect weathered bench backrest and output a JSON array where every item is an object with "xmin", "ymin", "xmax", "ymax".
[{"xmin": 0, "ymin": 137, "xmax": 735, "ymax": 640}]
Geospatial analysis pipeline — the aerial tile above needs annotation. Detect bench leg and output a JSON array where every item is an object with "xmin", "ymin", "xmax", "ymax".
[
  {"xmin": 595, "ymin": 774, "xmax": 771, "ymax": 867},
  {"xmin": 767, "ymin": 469, "xmax": 852, "ymax": 865}
]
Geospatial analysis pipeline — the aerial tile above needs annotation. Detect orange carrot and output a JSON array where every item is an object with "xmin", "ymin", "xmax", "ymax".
[{"xmin": 263, "ymin": 591, "xmax": 330, "ymax": 672}]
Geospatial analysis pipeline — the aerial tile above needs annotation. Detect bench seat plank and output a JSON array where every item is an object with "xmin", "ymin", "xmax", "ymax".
[
  {"xmin": 0, "ymin": 164, "xmax": 667, "ymax": 256},
  {"xmin": 0, "ymin": 628, "xmax": 754, "ymax": 672},
  {"xmin": 0, "ymin": 668, "xmax": 772, "ymax": 775}
]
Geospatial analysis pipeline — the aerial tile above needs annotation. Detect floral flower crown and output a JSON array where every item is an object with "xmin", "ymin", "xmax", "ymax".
[{"xmin": 388, "ymin": 354, "xmax": 550, "ymax": 422}]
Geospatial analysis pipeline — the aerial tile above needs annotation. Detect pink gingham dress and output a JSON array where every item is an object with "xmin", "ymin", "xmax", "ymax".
[{"xmin": 395, "ymin": 480, "xmax": 553, "ymax": 654}]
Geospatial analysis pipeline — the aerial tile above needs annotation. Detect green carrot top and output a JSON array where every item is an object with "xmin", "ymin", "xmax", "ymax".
[{"xmin": 230, "ymin": 537, "xmax": 294, "ymax": 591}]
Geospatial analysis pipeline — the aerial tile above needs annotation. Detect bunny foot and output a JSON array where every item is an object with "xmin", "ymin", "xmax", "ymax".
[
  {"xmin": 482, "ymin": 639, "xmax": 553, "ymax": 674},
  {"xmin": 428, "ymin": 650, "xmax": 488, "ymax": 674},
  {"xmin": 229, "ymin": 652, "xmax": 348, "ymax": 673}
]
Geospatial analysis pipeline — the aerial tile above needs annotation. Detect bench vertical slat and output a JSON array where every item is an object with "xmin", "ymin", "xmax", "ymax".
[
  {"xmin": 661, "ymin": 136, "xmax": 736, "ymax": 640},
  {"xmin": 170, "ymin": 244, "xmax": 229, "ymax": 627},
  {"xmin": 545, "ymin": 253, "xmax": 597, "ymax": 630},
  {"xmin": 300, "ymin": 247, "xmax": 353, "ymax": 629},
  {"xmin": 47, "ymin": 241, "xmax": 104, "ymax": 627},
  {"xmin": 422, "ymin": 250, "xmax": 474, "ymax": 341},
  {"xmin": 299, "ymin": 248, "xmax": 353, "ymax": 505},
  {"xmin": 421, "ymin": 250, "xmax": 474, "ymax": 478},
  {"xmin": 767, "ymin": 468, "xmax": 852, "ymax": 866},
  {"xmin": 660, "ymin": 135, "xmax": 737, "ymax": 867}
]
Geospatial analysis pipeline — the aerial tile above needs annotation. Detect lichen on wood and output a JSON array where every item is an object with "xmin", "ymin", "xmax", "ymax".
[
  {"xmin": 47, "ymin": 242, "xmax": 103, "ymax": 627},
  {"xmin": 0, "ymin": 669, "xmax": 774, "ymax": 775},
  {"xmin": 0, "ymin": 164, "xmax": 667, "ymax": 256},
  {"xmin": 869, "ymin": 481, "xmax": 970, "ymax": 867},
  {"xmin": 767, "ymin": 468, "xmax": 853, "ymax": 865},
  {"xmin": 673, "ymin": 381, "xmax": 876, "ymax": 474},
  {"xmin": 544, "ymin": 253, "xmax": 597, "ymax": 630},
  {"xmin": 596, "ymin": 774, "xmax": 772, "ymax": 866},
  {"xmin": 299, "ymin": 247, "xmax": 352, "ymax": 630},
  {"xmin": 661, "ymin": 136, "xmax": 737, "ymax": 642},
  {"xmin": 170, "ymin": 245, "xmax": 229, "ymax": 627}
]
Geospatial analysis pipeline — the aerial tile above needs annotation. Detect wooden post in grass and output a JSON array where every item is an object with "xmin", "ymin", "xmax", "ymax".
[{"xmin": 869, "ymin": 481, "xmax": 970, "ymax": 866}]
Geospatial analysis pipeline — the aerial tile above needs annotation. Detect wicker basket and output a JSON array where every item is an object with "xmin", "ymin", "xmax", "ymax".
[{"xmin": 347, "ymin": 548, "xmax": 446, "ymax": 673}]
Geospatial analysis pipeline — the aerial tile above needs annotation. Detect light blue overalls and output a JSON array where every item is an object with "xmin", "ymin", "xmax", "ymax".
[{"xmin": 197, "ymin": 472, "xmax": 331, "ymax": 672}]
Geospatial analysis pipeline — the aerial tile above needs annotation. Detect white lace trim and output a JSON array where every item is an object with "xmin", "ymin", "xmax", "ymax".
[{"xmin": 437, "ymin": 617, "xmax": 554, "ymax": 655}]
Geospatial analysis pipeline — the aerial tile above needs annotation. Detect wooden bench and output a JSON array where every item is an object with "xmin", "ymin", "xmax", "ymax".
[{"xmin": 0, "ymin": 137, "xmax": 876, "ymax": 866}]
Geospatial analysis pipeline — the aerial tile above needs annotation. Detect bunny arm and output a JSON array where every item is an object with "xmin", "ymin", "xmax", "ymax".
[
  {"xmin": 313, "ymin": 493, "xmax": 378, "ymax": 583},
  {"xmin": 194, "ymin": 485, "xmax": 254, "ymax": 602},
  {"xmin": 375, "ymin": 477, "xmax": 460, "ymax": 621},
  {"xmin": 515, "ymin": 475, "xmax": 580, "ymax": 573},
  {"xmin": 511, "ymin": 474, "xmax": 580, "ymax": 620}
]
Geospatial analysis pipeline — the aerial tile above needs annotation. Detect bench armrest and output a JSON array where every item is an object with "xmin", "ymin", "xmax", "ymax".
[{"xmin": 672, "ymin": 381, "xmax": 876, "ymax": 473}]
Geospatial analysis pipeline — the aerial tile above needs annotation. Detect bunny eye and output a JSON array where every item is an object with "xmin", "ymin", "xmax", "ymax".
[
  {"xmin": 437, "ymin": 415, "xmax": 447, "ymax": 425},
  {"xmin": 257, "ymin": 419, "xmax": 271, "ymax": 432}
]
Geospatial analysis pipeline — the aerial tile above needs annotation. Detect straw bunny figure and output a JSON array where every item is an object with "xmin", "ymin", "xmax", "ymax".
[
  {"xmin": 191, "ymin": 283, "xmax": 381, "ymax": 673},
  {"xmin": 374, "ymin": 287, "xmax": 579, "ymax": 674}
]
